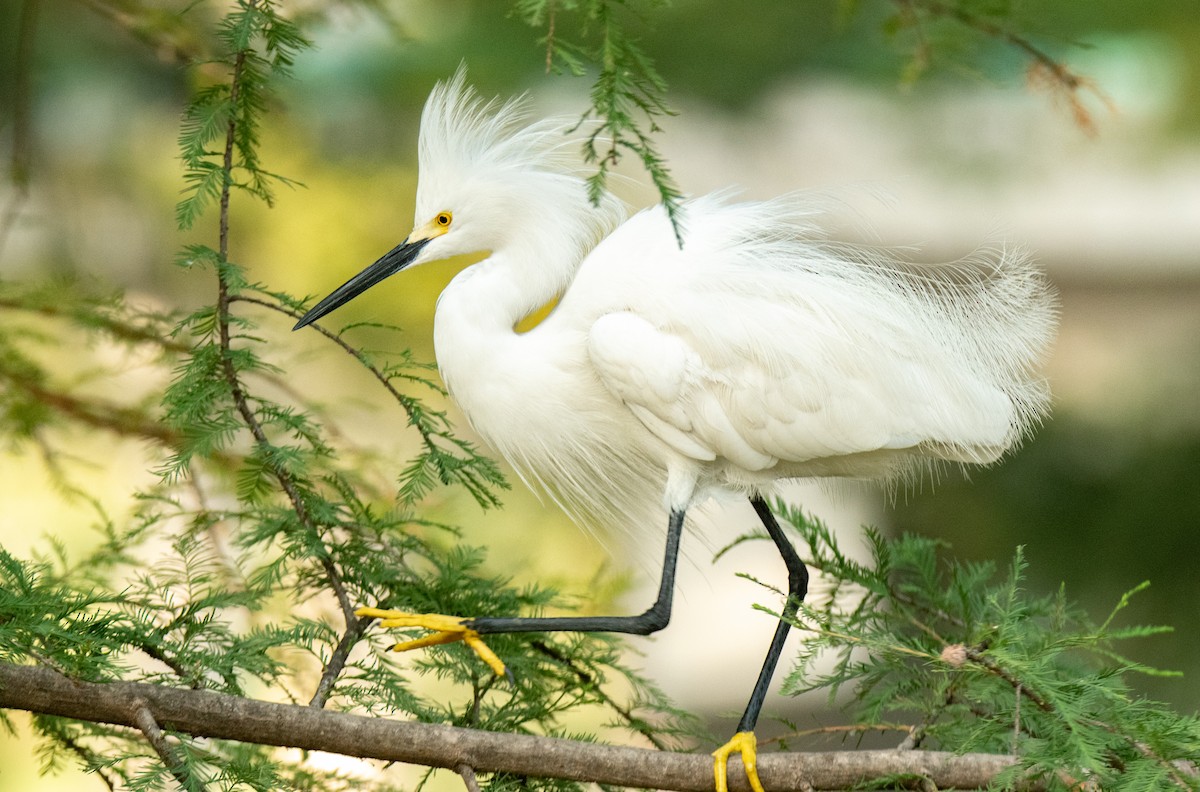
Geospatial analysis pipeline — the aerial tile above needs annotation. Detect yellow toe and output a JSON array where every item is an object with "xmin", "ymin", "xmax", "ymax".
[
  {"xmin": 356, "ymin": 607, "xmax": 508, "ymax": 678},
  {"xmin": 711, "ymin": 731, "xmax": 765, "ymax": 792}
]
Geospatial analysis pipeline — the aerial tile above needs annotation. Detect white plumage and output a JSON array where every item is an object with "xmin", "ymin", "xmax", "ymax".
[
  {"xmin": 414, "ymin": 72, "xmax": 1056, "ymax": 534},
  {"xmin": 294, "ymin": 70, "xmax": 1057, "ymax": 792}
]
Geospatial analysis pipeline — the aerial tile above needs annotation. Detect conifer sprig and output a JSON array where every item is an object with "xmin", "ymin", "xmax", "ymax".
[
  {"xmin": 176, "ymin": 0, "xmax": 307, "ymax": 231},
  {"xmin": 0, "ymin": 2, "xmax": 696, "ymax": 786},
  {"xmin": 1, "ymin": 2, "xmax": 1193, "ymax": 790},
  {"xmin": 763, "ymin": 503, "xmax": 1199, "ymax": 790},
  {"xmin": 518, "ymin": 0, "xmax": 685, "ymax": 242}
]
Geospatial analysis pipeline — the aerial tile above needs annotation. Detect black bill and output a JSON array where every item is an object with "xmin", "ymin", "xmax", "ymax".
[{"xmin": 293, "ymin": 236, "xmax": 432, "ymax": 330}]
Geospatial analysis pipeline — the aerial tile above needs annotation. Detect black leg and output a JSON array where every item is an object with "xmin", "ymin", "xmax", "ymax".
[
  {"xmin": 467, "ymin": 509, "xmax": 686, "ymax": 636},
  {"xmin": 735, "ymin": 496, "xmax": 809, "ymax": 733}
]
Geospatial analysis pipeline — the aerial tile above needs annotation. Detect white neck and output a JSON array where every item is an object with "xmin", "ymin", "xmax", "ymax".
[
  {"xmin": 431, "ymin": 220, "xmax": 585, "ymax": 405},
  {"xmin": 430, "ymin": 175, "xmax": 625, "ymax": 422}
]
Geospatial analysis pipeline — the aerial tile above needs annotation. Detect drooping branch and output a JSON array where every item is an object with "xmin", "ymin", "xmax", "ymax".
[
  {"xmin": 0, "ymin": 663, "xmax": 1040, "ymax": 791},
  {"xmin": 893, "ymin": 0, "xmax": 1111, "ymax": 132}
]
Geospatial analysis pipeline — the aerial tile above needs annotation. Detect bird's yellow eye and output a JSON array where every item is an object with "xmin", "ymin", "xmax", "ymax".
[{"xmin": 436, "ymin": 211, "xmax": 453, "ymax": 228}]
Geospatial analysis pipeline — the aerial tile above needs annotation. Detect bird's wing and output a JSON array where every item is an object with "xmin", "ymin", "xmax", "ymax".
[
  {"xmin": 587, "ymin": 310, "xmax": 920, "ymax": 472},
  {"xmin": 578, "ymin": 196, "xmax": 1026, "ymax": 472}
]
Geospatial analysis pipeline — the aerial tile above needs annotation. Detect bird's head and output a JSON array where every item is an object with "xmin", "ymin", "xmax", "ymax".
[{"xmin": 293, "ymin": 68, "xmax": 621, "ymax": 332}]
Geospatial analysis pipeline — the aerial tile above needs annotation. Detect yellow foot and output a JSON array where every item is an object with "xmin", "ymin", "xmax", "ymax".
[
  {"xmin": 354, "ymin": 607, "xmax": 507, "ymax": 678},
  {"xmin": 712, "ymin": 730, "xmax": 765, "ymax": 792}
]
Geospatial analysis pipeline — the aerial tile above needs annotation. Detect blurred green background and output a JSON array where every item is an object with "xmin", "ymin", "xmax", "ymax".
[{"xmin": 2, "ymin": 1, "xmax": 1199, "ymax": 788}]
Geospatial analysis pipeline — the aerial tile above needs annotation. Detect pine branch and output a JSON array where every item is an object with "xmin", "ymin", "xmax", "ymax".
[
  {"xmin": 4, "ymin": 377, "xmax": 183, "ymax": 448},
  {"xmin": 0, "ymin": 663, "xmax": 1043, "ymax": 792},
  {"xmin": 531, "ymin": 639, "xmax": 670, "ymax": 750},
  {"xmin": 519, "ymin": 0, "xmax": 685, "ymax": 242},
  {"xmin": 900, "ymin": 0, "xmax": 1076, "ymax": 87},
  {"xmin": 230, "ymin": 293, "xmax": 508, "ymax": 510},
  {"xmin": 178, "ymin": 0, "xmax": 363, "ymax": 719},
  {"xmin": 888, "ymin": 0, "xmax": 1112, "ymax": 133}
]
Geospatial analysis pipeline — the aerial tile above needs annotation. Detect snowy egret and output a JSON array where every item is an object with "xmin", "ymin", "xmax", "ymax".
[{"xmin": 294, "ymin": 70, "xmax": 1056, "ymax": 792}]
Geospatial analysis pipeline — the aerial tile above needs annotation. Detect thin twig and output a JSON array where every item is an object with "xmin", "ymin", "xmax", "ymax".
[
  {"xmin": 904, "ymin": 0, "xmax": 1076, "ymax": 87},
  {"xmin": 0, "ymin": 296, "xmax": 188, "ymax": 353},
  {"xmin": 131, "ymin": 697, "xmax": 202, "ymax": 790},
  {"xmin": 1078, "ymin": 715, "xmax": 1197, "ymax": 790},
  {"xmin": 963, "ymin": 647, "xmax": 1052, "ymax": 713},
  {"xmin": 231, "ymin": 294, "xmax": 451, "ymax": 451},
  {"xmin": 57, "ymin": 731, "xmax": 120, "ymax": 792},
  {"xmin": 138, "ymin": 643, "xmax": 197, "ymax": 687},
  {"xmin": 231, "ymin": 293, "xmax": 503, "ymax": 508},
  {"xmin": 897, "ymin": 0, "xmax": 1112, "ymax": 133},
  {"xmin": 456, "ymin": 764, "xmax": 482, "ymax": 792},
  {"xmin": 531, "ymin": 639, "xmax": 670, "ymax": 750},
  {"xmin": 961, "ymin": 647, "xmax": 1196, "ymax": 789},
  {"xmin": 308, "ymin": 616, "xmax": 369, "ymax": 709},
  {"xmin": 71, "ymin": 0, "xmax": 205, "ymax": 64},
  {"xmin": 897, "ymin": 681, "xmax": 960, "ymax": 751},
  {"xmin": 6, "ymin": 377, "xmax": 181, "ymax": 447},
  {"xmin": 544, "ymin": 0, "xmax": 556, "ymax": 74},
  {"xmin": 1013, "ymin": 683, "xmax": 1021, "ymax": 755},
  {"xmin": 209, "ymin": 9, "xmax": 359, "ymax": 723}
]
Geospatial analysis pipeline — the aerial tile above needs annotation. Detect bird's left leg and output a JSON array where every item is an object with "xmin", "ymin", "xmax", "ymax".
[
  {"xmin": 356, "ymin": 509, "xmax": 687, "ymax": 672},
  {"xmin": 351, "ymin": 610, "xmax": 509, "ymax": 678},
  {"xmin": 712, "ymin": 495, "xmax": 810, "ymax": 792}
]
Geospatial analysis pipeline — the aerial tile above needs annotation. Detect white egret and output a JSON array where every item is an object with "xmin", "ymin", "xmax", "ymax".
[{"xmin": 294, "ymin": 70, "xmax": 1056, "ymax": 792}]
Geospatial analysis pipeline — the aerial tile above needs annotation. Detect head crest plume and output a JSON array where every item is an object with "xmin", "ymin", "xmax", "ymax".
[
  {"xmin": 414, "ymin": 68, "xmax": 625, "ymax": 254},
  {"xmin": 417, "ymin": 68, "xmax": 583, "ymax": 194}
]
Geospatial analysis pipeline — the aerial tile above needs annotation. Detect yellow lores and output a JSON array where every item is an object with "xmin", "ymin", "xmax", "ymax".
[
  {"xmin": 416, "ymin": 211, "xmax": 453, "ymax": 242},
  {"xmin": 294, "ymin": 70, "xmax": 1056, "ymax": 792}
]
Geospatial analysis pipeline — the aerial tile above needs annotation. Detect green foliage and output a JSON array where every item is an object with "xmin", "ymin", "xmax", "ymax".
[
  {"xmin": 754, "ymin": 502, "xmax": 1200, "ymax": 790},
  {"xmin": 176, "ymin": 0, "xmax": 307, "ymax": 230},
  {"xmin": 1, "ymin": 1, "xmax": 694, "ymax": 788},
  {"xmin": 515, "ymin": 0, "xmax": 685, "ymax": 241},
  {"xmin": 1, "ymin": 1, "xmax": 1195, "ymax": 790}
]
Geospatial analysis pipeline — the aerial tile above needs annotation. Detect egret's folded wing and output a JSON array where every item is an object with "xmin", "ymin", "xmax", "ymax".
[
  {"xmin": 587, "ymin": 312, "xmax": 717, "ymax": 462},
  {"xmin": 587, "ymin": 311, "xmax": 888, "ymax": 471}
]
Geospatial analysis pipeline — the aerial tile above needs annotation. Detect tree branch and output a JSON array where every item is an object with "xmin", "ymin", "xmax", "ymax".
[
  {"xmin": 130, "ymin": 697, "xmax": 204, "ymax": 790},
  {"xmin": 0, "ymin": 663, "xmax": 1040, "ymax": 791},
  {"xmin": 456, "ymin": 763, "xmax": 482, "ymax": 792},
  {"xmin": 6, "ymin": 376, "xmax": 181, "ymax": 447},
  {"xmin": 307, "ymin": 616, "xmax": 368, "ymax": 710},
  {"xmin": 896, "ymin": 0, "xmax": 1110, "ymax": 133},
  {"xmin": 210, "ymin": 7, "xmax": 357, "ymax": 636}
]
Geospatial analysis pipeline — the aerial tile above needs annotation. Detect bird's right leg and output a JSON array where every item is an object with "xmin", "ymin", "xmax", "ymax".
[
  {"xmin": 712, "ymin": 496, "xmax": 810, "ymax": 792},
  {"xmin": 356, "ymin": 509, "xmax": 687, "ymax": 671}
]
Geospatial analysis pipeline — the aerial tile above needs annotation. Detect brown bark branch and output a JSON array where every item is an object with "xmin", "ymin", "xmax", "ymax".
[
  {"xmin": 0, "ymin": 663, "xmax": 1039, "ymax": 791},
  {"xmin": 456, "ymin": 763, "xmax": 482, "ymax": 792},
  {"xmin": 8, "ymin": 377, "xmax": 180, "ymax": 447},
  {"xmin": 307, "ymin": 616, "xmax": 368, "ymax": 710},
  {"xmin": 71, "ymin": 0, "xmax": 206, "ymax": 65},
  {"xmin": 130, "ymin": 697, "xmax": 202, "ymax": 790}
]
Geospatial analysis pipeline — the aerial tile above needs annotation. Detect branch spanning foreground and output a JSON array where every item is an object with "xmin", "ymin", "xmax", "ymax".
[{"xmin": 1, "ymin": 664, "xmax": 1035, "ymax": 791}]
